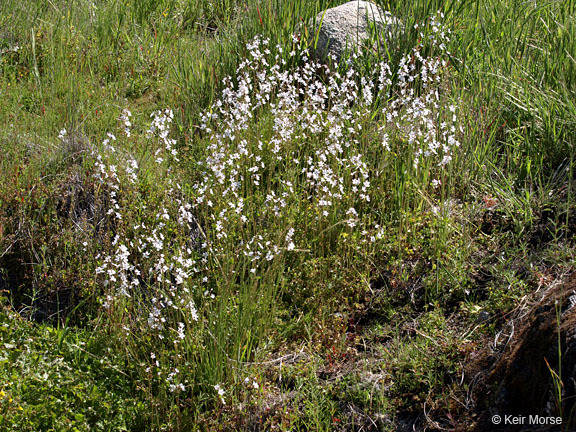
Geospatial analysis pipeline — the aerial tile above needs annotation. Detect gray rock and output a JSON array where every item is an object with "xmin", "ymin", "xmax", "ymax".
[
  {"xmin": 476, "ymin": 310, "xmax": 491, "ymax": 324},
  {"xmin": 312, "ymin": 1, "xmax": 400, "ymax": 63}
]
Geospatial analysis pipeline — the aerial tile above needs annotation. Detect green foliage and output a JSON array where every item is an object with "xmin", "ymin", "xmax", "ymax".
[
  {"xmin": 0, "ymin": 302, "xmax": 146, "ymax": 431},
  {"xmin": 383, "ymin": 309, "xmax": 461, "ymax": 404},
  {"xmin": 0, "ymin": 0, "xmax": 575, "ymax": 429}
]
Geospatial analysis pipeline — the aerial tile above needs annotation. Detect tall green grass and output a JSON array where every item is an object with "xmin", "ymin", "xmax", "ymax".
[{"xmin": 1, "ymin": 0, "xmax": 575, "ymax": 430}]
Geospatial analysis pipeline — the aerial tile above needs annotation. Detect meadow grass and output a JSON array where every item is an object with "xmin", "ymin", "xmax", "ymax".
[{"xmin": 1, "ymin": 0, "xmax": 575, "ymax": 430}]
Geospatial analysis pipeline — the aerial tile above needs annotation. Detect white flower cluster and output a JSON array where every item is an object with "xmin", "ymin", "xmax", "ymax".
[
  {"xmin": 92, "ymin": 109, "xmax": 206, "ymax": 338},
  {"xmin": 87, "ymin": 11, "xmax": 460, "ymax": 401},
  {"xmin": 148, "ymin": 108, "xmax": 178, "ymax": 162},
  {"xmin": 194, "ymin": 37, "xmax": 379, "ymax": 264},
  {"xmin": 95, "ymin": 240, "xmax": 138, "ymax": 296},
  {"xmin": 119, "ymin": 108, "xmax": 132, "ymax": 137},
  {"xmin": 214, "ymin": 384, "xmax": 225, "ymax": 404},
  {"xmin": 194, "ymin": 14, "xmax": 460, "ymax": 258},
  {"xmin": 167, "ymin": 368, "xmax": 185, "ymax": 393},
  {"xmin": 382, "ymin": 12, "xmax": 460, "ymax": 172}
]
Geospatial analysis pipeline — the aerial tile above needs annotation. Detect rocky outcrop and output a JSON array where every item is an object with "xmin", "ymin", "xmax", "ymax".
[{"xmin": 470, "ymin": 274, "xmax": 576, "ymax": 431}]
